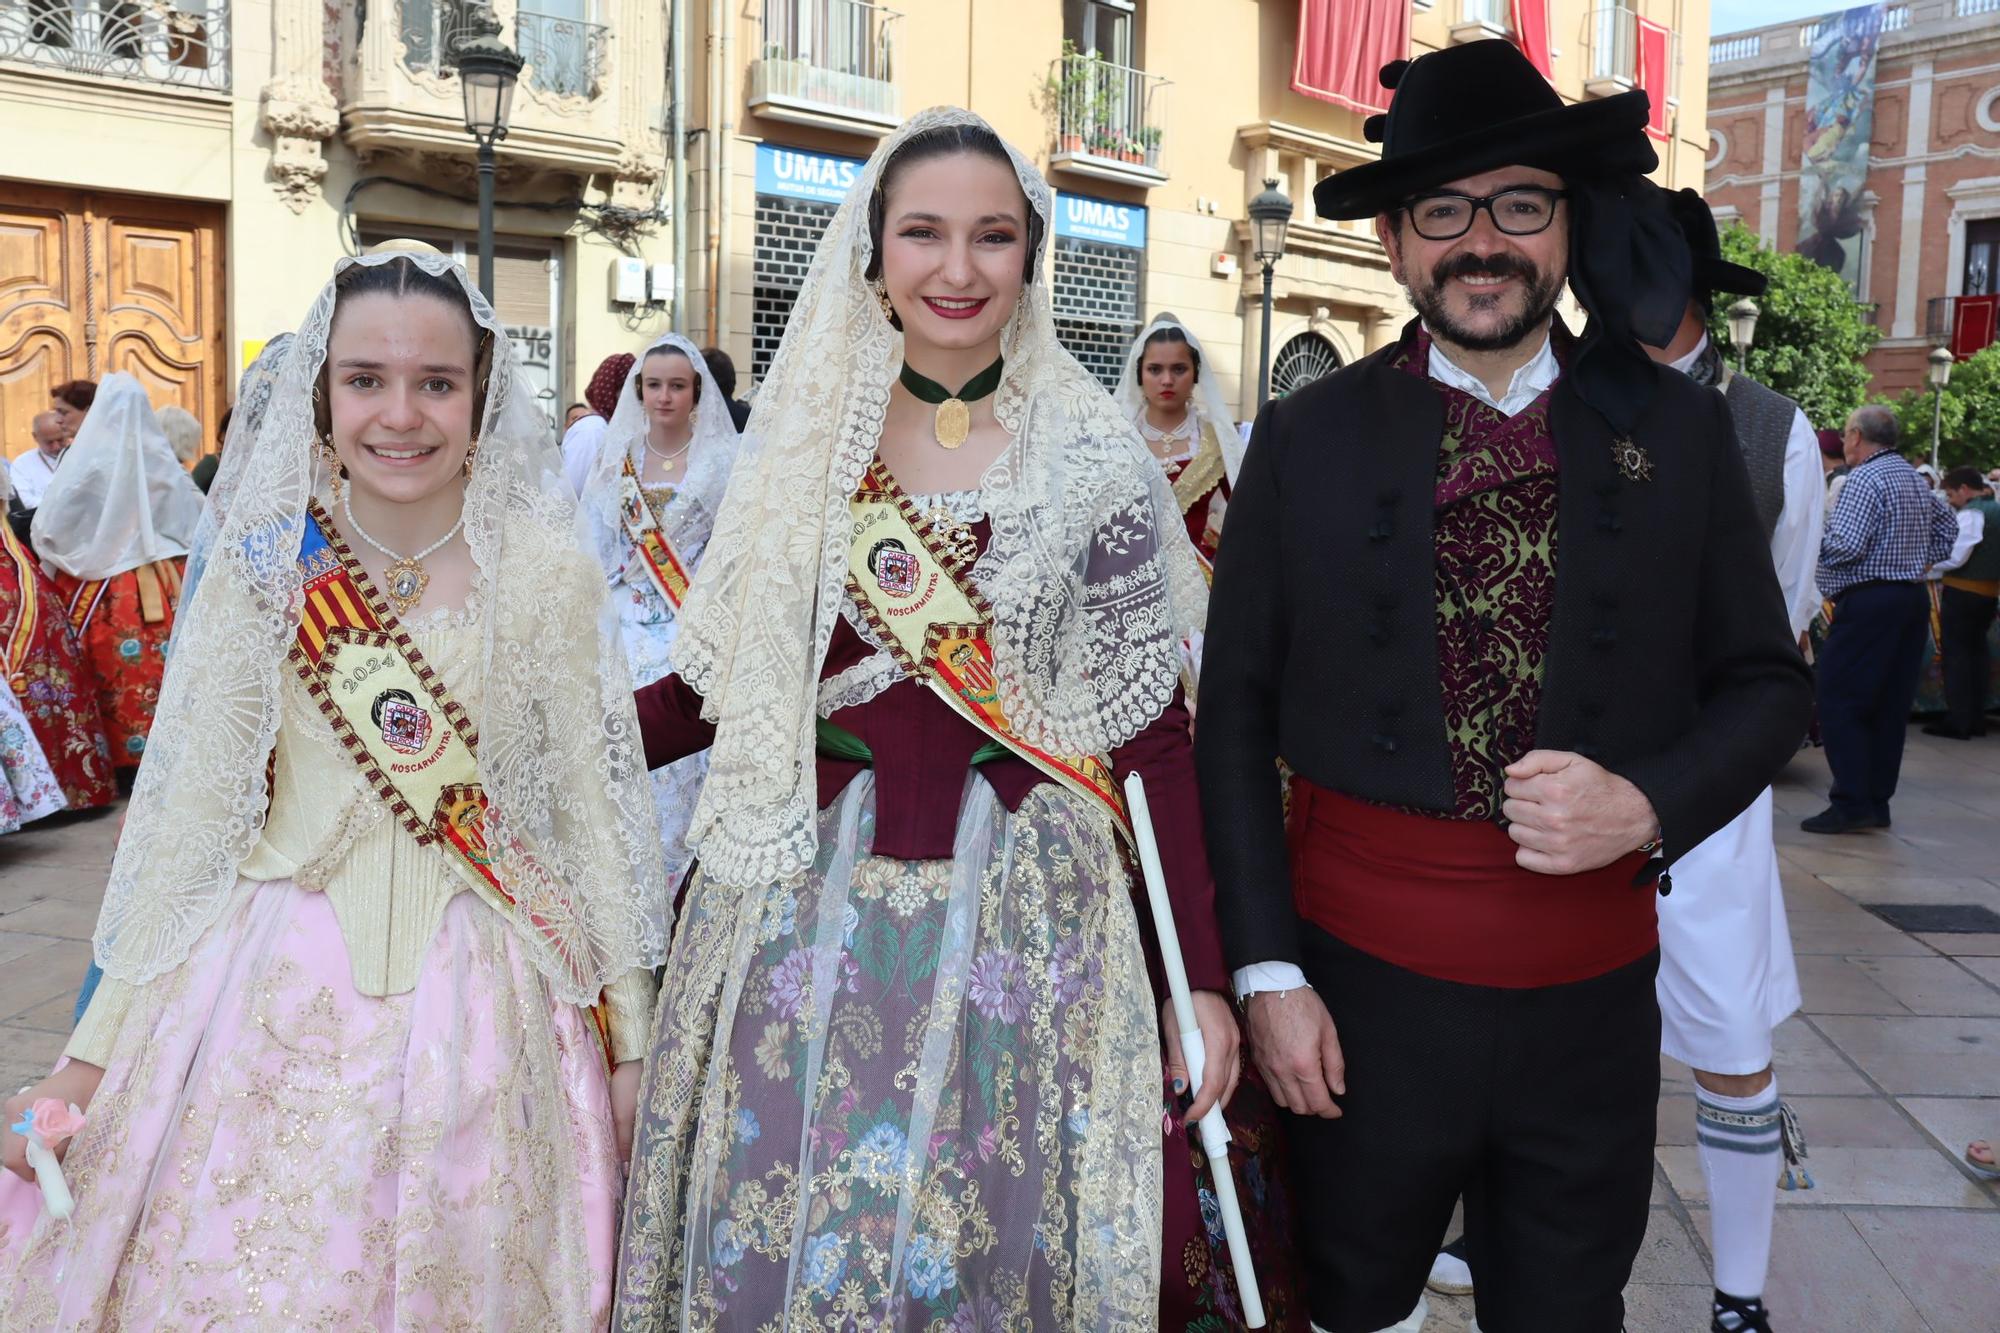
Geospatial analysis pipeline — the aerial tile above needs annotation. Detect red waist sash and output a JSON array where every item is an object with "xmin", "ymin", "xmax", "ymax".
[{"xmin": 1287, "ymin": 777, "xmax": 1657, "ymax": 988}]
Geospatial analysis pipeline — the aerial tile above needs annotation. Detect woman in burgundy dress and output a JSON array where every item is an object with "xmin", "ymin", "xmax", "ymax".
[{"xmin": 614, "ymin": 109, "xmax": 1292, "ymax": 1331}]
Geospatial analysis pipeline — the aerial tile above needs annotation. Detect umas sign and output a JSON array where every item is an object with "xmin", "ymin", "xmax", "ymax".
[
  {"xmin": 1052, "ymin": 192, "xmax": 1146, "ymax": 249},
  {"xmin": 756, "ymin": 144, "xmax": 865, "ymax": 205}
]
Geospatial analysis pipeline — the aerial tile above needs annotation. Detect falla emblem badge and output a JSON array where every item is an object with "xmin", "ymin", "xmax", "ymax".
[{"xmin": 1611, "ymin": 436, "xmax": 1654, "ymax": 483}]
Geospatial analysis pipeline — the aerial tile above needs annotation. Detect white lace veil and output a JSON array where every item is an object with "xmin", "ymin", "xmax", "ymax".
[
  {"xmin": 579, "ymin": 334, "xmax": 742, "ymax": 576},
  {"xmin": 672, "ymin": 107, "xmax": 1209, "ymax": 887},
  {"xmin": 31, "ymin": 373, "xmax": 205, "ymax": 580},
  {"xmin": 1114, "ymin": 311, "xmax": 1248, "ymax": 486},
  {"xmin": 93, "ymin": 251, "xmax": 669, "ymax": 1004}
]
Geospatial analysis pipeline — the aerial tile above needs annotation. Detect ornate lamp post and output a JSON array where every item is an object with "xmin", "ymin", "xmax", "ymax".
[
  {"xmin": 1249, "ymin": 178, "xmax": 1294, "ymax": 408},
  {"xmin": 450, "ymin": 8, "xmax": 523, "ymax": 303},
  {"xmin": 1929, "ymin": 345, "xmax": 1955, "ymax": 472},
  {"xmin": 1726, "ymin": 296, "xmax": 1760, "ymax": 376}
]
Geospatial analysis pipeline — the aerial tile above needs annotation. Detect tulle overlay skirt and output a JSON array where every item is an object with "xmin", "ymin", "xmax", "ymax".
[
  {"xmin": 614, "ymin": 774, "xmax": 1164, "ymax": 1331},
  {"xmin": 0, "ymin": 878, "xmax": 621, "ymax": 1331}
]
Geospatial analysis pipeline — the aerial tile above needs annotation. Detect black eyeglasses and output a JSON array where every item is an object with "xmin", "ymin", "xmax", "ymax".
[{"xmin": 1402, "ymin": 188, "xmax": 1569, "ymax": 241}]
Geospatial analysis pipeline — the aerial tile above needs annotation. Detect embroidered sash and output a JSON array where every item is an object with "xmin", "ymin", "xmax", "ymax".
[
  {"xmin": 844, "ymin": 462, "xmax": 1132, "ymax": 845},
  {"xmin": 1, "ymin": 524, "xmax": 38, "ymax": 689},
  {"xmin": 619, "ymin": 453, "xmax": 693, "ymax": 610},
  {"xmin": 289, "ymin": 502, "xmax": 616, "ymax": 1065}
]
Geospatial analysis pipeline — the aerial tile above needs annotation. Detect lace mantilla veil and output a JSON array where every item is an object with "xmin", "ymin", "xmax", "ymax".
[
  {"xmin": 92, "ymin": 251, "xmax": 670, "ymax": 1005},
  {"xmin": 579, "ymin": 333, "xmax": 743, "ymax": 577},
  {"xmin": 1114, "ymin": 311, "xmax": 1249, "ymax": 486},
  {"xmin": 31, "ymin": 373, "xmax": 205, "ymax": 581},
  {"xmin": 673, "ymin": 107, "xmax": 1209, "ymax": 887}
]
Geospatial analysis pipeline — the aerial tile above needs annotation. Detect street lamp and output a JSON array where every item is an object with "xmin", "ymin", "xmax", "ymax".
[
  {"xmin": 1249, "ymin": 177, "xmax": 1293, "ymax": 408},
  {"xmin": 1726, "ymin": 296, "xmax": 1760, "ymax": 375},
  {"xmin": 449, "ymin": 6, "xmax": 523, "ymax": 303},
  {"xmin": 1929, "ymin": 345, "xmax": 1955, "ymax": 472}
]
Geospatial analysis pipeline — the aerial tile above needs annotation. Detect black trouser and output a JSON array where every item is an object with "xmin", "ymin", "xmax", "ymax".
[
  {"xmin": 1286, "ymin": 928, "xmax": 1660, "ymax": 1333},
  {"xmin": 1938, "ymin": 585, "xmax": 1998, "ymax": 737},
  {"xmin": 1818, "ymin": 580, "xmax": 1931, "ymax": 820}
]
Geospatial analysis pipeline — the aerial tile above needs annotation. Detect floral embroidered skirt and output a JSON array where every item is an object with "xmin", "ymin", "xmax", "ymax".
[
  {"xmin": 615, "ymin": 774, "xmax": 1163, "ymax": 1331},
  {"xmin": 0, "ymin": 682, "xmax": 65, "ymax": 834},
  {"xmin": 50, "ymin": 563, "xmax": 179, "ymax": 771},
  {"xmin": 0, "ymin": 561, "xmax": 113, "ymax": 812},
  {"xmin": 0, "ymin": 878, "xmax": 621, "ymax": 1331}
]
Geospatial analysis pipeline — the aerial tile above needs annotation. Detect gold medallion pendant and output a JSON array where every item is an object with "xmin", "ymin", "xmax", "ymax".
[
  {"xmin": 933, "ymin": 397, "xmax": 971, "ymax": 450},
  {"xmin": 382, "ymin": 558, "xmax": 430, "ymax": 616},
  {"xmin": 900, "ymin": 356, "xmax": 1004, "ymax": 453}
]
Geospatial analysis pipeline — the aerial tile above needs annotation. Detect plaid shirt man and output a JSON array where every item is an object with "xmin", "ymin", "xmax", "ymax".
[{"xmin": 1817, "ymin": 449, "xmax": 1958, "ymax": 599}]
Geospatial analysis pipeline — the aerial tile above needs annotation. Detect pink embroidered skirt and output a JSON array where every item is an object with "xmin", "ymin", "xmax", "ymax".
[{"xmin": 0, "ymin": 878, "xmax": 621, "ymax": 1330}]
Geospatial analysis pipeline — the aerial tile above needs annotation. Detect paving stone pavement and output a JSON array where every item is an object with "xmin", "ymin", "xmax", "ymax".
[{"xmin": 3, "ymin": 733, "xmax": 1999, "ymax": 1330}]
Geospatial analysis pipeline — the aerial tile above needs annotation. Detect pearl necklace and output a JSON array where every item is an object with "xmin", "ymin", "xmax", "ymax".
[
  {"xmin": 342, "ymin": 493, "xmax": 466, "ymax": 616},
  {"xmin": 644, "ymin": 432, "xmax": 693, "ymax": 466}
]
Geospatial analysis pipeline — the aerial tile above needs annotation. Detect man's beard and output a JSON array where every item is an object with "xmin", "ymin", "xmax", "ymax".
[{"xmin": 1408, "ymin": 252, "xmax": 1565, "ymax": 352}]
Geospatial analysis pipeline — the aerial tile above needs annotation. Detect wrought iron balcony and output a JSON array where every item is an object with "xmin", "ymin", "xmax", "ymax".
[
  {"xmin": 1049, "ymin": 49, "xmax": 1169, "ymax": 188},
  {"xmin": 0, "ymin": 0, "xmax": 230, "ymax": 93},
  {"xmin": 1585, "ymin": 4, "xmax": 1638, "ymax": 92},
  {"xmin": 397, "ymin": 0, "xmax": 605, "ymax": 102},
  {"xmin": 749, "ymin": 0, "xmax": 901, "ymax": 136},
  {"xmin": 515, "ymin": 9, "xmax": 607, "ymax": 100}
]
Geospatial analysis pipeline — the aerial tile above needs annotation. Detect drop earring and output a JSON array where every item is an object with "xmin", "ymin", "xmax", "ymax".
[
  {"xmin": 319, "ymin": 436, "xmax": 345, "ymax": 505},
  {"xmin": 463, "ymin": 438, "xmax": 479, "ymax": 479},
  {"xmin": 873, "ymin": 280, "xmax": 895, "ymax": 323}
]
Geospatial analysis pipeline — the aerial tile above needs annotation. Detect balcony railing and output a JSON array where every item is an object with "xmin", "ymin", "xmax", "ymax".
[
  {"xmin": 398, "ymin": 0, "xmax": 477, "ymax": 73},
  {"xmin": 1709, "ymin": 32, "xmax": 1761, "ymax": 63},
  {"xmin": 1585, "ymin": 4, "xmax": 1638, "ymax": 89},
  {"xmin": 0, "ymin": 0, "xmax": 229, "ymax": 92},
  {"xmin": 516, "ymin": 9, "xmax": 606, "ymax": 99},
  {"xmin": 1051, "ymin": 50, "xmax": 1168, "ymax": 184},
  {"xmin": 1962, "ymin": 0, "xmax": 2000, "ymax": 16},
  {"xmin": 1930, "ymin": 294, "xmax": 2000, "ymax": 359},
  {"xmin": 1800, "ymin": 4, "xmax": 1907, "ymax": 45},
  {"xmin": 750, "ymin": 0, "xmax": 901, "ymax": 134},
  {"xmin": 398, "ymin": 1, "xmax": 607, "ymax": 101},
  {"xmin": 1453, "ymin": 0, "xmax": 1512, "ymax": 36}
]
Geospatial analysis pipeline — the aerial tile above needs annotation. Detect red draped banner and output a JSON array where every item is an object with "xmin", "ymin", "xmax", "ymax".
[
  {"xmin": 1636, "ymin": 17, "xmax": 1673, "ymax": 141},
  {"xmin": 1511, "ymin": 0, "xmax": 1553, "ymax": 80},
  {"xmin": 1291, "ymin": 0, "xmax": 1410, "ymax": 116}
]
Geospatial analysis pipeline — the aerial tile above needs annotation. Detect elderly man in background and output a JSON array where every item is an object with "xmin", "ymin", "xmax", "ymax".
[
  {"xmin": 1805, "ymin": 406, "xmax": 1959, "ymax": 833},
  {"xmin": 11, "ymin": 411, "xmax": 71, "ymax": 511}
]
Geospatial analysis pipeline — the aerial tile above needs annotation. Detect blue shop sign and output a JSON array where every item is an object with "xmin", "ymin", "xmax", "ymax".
[
  {"xmin": 755, "ymin": 143, "xmax": 865, "ymax": 205},
  {"xmin": 1052, "ymin": 192, "xmax": 1147, "ymax": 249}
]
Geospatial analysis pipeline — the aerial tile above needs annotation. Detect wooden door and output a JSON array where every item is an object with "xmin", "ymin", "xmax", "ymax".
[{"xmin": 0, "ymin": 184, "xmax": 225, "ymax": 464}]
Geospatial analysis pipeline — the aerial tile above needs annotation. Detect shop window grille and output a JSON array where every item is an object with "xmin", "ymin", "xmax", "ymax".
[
  {"xmin": 1052, "ymin": 237, "xmax": 1142, "ymax": 392},
  {"xmin": 752, "ymin": 194, "xmax": 841, "ymax": 380}
]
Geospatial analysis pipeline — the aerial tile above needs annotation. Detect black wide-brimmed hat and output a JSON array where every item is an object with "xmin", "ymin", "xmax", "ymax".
[
  {"xmin": 1663, "ymin": 187, "xmax": 1766, "ymax": 299},
  {"xmin": 1314, "ymin": 40, "xmax": 1658, "ymax": 220}
]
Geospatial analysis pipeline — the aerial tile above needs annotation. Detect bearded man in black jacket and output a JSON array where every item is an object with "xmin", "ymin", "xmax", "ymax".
[{"xmin": 1195, "ymin": 40, "xmax": 1813, "ymax": 1333}]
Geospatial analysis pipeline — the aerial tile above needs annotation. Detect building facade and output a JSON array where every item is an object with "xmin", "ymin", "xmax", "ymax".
[
  {"xmin": 0, "ymin": 0, "xmax": 1715, "ymax": 462},
  {"xmin": 683, "ymin": 0, "xmax": 1713, "ymax": 421},
  {"xmin": 0, "ymin": 0, "xmax": 675, "ymax": 462},
  {"xmin": 1705, "ymin": 0, "xmax": 2000, "ymax": 398}
]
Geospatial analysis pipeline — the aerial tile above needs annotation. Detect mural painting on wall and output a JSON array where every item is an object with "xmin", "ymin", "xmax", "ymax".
[{"xmin": 1796, "ymin": 2, "xmax": 1886, "ymax": 292}]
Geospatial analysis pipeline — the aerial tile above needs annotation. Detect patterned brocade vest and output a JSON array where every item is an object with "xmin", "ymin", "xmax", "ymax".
[{"xmin": 1394, "ymin": 330, "xmax": 1562, "ymax": 821}]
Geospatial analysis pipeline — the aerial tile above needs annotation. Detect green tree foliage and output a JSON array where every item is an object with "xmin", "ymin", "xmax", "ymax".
[
  {"xmin": 1702, "ymin": 224, "xmax": 1878, "ymax": 430},
  {"xmin": 1880, "ymin": 342, "xmax": 2000, "ymax": 471}
]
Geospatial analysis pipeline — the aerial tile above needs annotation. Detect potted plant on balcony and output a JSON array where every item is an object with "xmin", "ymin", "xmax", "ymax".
[
  {"xmin": 1122, "ymin": 134, "xmax": 1144, "ymax": 165},
  {"xmin": 1141, "ymin": 126, "xmax": 1162, "ymax": 170},
  {"xmin": 1042, "ymin": 39, "xmax": 1095, "ymax": 155}
]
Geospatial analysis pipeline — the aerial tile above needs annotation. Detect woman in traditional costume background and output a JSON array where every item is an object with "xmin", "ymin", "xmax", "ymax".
[
  {"xmin": 0, "ymin": 454, "xmax": 69, "ymax": 836},
  {"xmin": 613, "ymin": 108, "xmax": 1261, "ymax": 1331},
  {"xmin": 30, "ymin": 375, "xmax": 204, "ymax": 773},
  {"xmin": 1, "ymin": 248, "xmax": 670, "ymax": 1329},
  {"xmin": 1117, "ymin": 314, "xmax": 1246, "ymax": 567},
  {"xmin": 0, "ymin": 453, "xmax": 114, "ymax": 817},
  {"xmin": 582, "ymin": 335, "xmax": 741, "ymax": 895}
]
